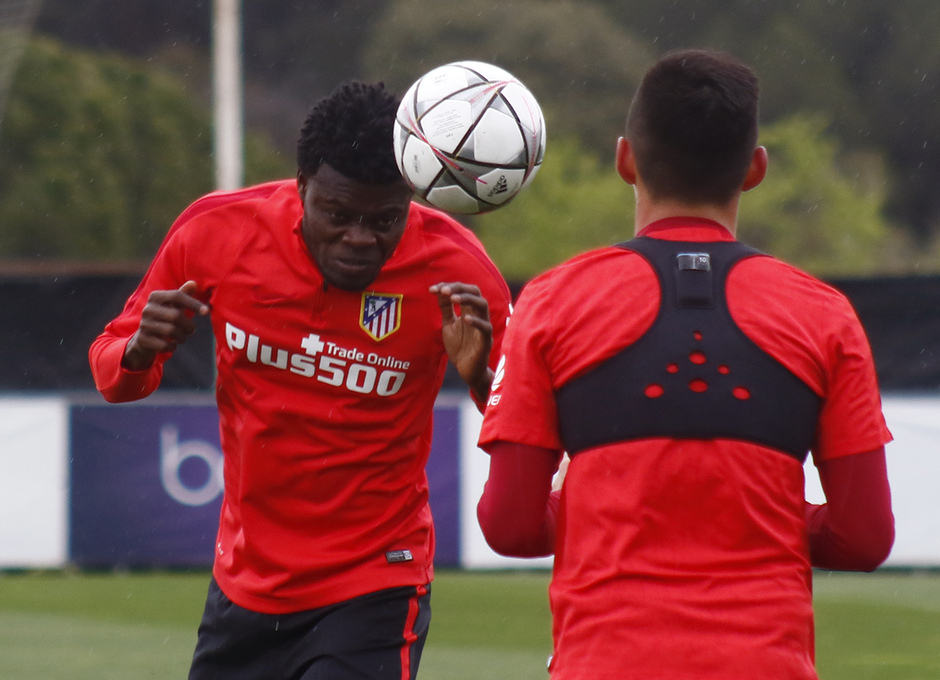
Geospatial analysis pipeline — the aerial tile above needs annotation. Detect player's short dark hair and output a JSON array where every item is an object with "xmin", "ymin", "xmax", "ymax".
[
  {"xmin": 626, "ymin": 49, "xmax": 760, "ymax": 205},
  {"xmin": 296, "ymin": 81, "xmax": 403, "ymax": 184}
]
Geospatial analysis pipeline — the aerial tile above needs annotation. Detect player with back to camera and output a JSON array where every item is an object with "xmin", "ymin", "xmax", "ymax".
[
  {"xmin": 89, "ymin": 81, "xmax": 512, "ymax": 680},
  {"xmin": 476, "ymin": 49, "xmax": 895, "ymax": 679}
]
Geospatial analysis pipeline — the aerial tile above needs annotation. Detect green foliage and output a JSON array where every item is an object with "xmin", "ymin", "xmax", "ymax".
[
  {"xmin": 0, "ymin": 37, "xmax": 210, "ymax": 260},
  {"xmin": 471, "ymin": 137, "xmax": 632, "ymax": 282},
  {"xmin": 593, "ymin": 0, "xmax": 940, "ymax": 241},
  {"xmin": 472, "ymin": 117, "xmax": 897, "ymax": 283},
  {"xmin": 366, "ymin": 0, "xmax": 929, "ymax": 278},
  {"xmin": 846, "ymin": 1, "xmax": 940, "ymax": 239},
  {"xmin": 739, "ymin": 114, "xmax": 894, "ymax": 277},
  {"xmin": 244, "ymin": 133, "xmax": 293, "ymax": 187},
  {"xmin": 6, "ymin": 3, "xmax": 938, "ymax": 274},
  {"xmin": 0, "ymin": 37, "xmax": 291, "ymax": 261},
  {"xmin": 27, "ymin": 0, "xmax": 940, "ymax": 263}
]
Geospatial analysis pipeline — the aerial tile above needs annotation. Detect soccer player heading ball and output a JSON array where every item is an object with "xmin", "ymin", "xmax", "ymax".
[
  {"xmin": 477, "ymin": 49, "xmax": 895, "ymax": 679},
  {"xmin": 90, "ymin": 81, "xmax": 512, "ymax": 679}
]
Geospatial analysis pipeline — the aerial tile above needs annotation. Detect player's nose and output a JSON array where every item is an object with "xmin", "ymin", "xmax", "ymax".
[{"xmin": 342, "ymin": 222, "xmax": 378, "ymax": 247}]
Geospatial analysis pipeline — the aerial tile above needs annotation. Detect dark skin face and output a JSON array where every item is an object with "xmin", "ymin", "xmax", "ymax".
[
  {"xmin": 122, "ymin": 163, "xmax": 495, "ymax": 402},
  {"xmin": 297, "ymin": 164, "xmax": 413, "ymax": 291}
]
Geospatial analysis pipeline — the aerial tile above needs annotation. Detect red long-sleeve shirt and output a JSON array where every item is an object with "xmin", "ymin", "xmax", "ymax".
[
  {"xmin": 478, "ymin": 218, "xmax": 893, "ymax": 680},
  {"xmin": 90, "ymin": 180, "xmax": 511, "ymax": 614},
  {"xmin": 478, "ymin": 442, "xmax": 893, "ymax": 569}
]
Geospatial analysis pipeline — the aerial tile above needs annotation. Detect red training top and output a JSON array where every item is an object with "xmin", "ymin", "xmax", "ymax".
[
  {"xmin": 478, "ymin": 218, "xmax": 892, "ymax": 680},
  {"xmin": 90, "ymin": 180, "xmax": 511, "ymax": 614}
]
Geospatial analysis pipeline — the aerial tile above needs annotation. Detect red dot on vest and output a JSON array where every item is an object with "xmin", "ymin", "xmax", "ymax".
[
  {"xmin": 689, "ymin": 379, "xmax": 708, "ymax": 393},
  {"xmin": 693, "ymin": 331, "xmax": 703, "ymax": 341},
  {"xmin": 666, "ymin": 363, "xmax": 679, "ymax": 374},
  {"xmin": 718, "ymin": 365, "xmax": 730, "ymax": 375},
  {"xmin": 690, "ymin": 351, "xmax": 706, "ymax": 365},
  {"xmin": 645, "ymin": 384, "xmax": 664, "ymax": 398},
  {"xmin": 733, "ymin": 386, "xmax": 751, "ymax": 400}
]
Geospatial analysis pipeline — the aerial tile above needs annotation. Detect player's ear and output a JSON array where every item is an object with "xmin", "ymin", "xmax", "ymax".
[
  {"xmin": 615, "ymin": 137, "xmax": 637, "ymax": 186},
  {"xmin": 742, "ymin": 146, "xmax": 768, "ymax": 192},
  {"xmin": 296, "ymin": 170, "xmax": 308, "ymax": 199}
]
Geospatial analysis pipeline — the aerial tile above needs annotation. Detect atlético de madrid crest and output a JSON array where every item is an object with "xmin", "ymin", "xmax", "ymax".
[{"xmin": 360, "ymin": 292, "xmax": 402, "ymax": 341}]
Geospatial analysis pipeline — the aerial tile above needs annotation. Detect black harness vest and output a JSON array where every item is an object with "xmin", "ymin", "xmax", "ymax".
[{"xmin": 555, "ymin": 236, "xmax": 821, "ymax": 462}]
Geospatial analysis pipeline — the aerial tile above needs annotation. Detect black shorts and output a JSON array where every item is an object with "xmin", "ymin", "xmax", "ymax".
[{"xmin": 188, "ymin": 578, "xmax": 431, "ymax": 680}]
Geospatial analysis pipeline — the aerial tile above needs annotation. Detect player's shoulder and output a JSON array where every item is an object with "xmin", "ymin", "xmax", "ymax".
[
  {"xmin": 524, "ymin": 245, "xmax": 640, "ymax": 296},
  {"xmin": 508, "ymin": 246, "xmax": 654, "ymax": 326},
  {"xmin": 406, "ymin": 202, "xmax": 510, "ymax": 294},
  {"xmin": 407, "ymin": 202, "xmax": 489, "ymax": 255},
  {"xmin": 732, "ymin": 253, "xmax": 865, "ymax": 339},
  {"xmin": 170, "ymin": 180, "xmax": 296, "ymax": 238},
  {"xmin": 738, "ymin": 253, "xmax": 854, "ymax": 306}
]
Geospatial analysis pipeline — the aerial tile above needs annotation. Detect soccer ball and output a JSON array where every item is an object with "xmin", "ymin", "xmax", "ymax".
[{"xmin": 393, "ymin": 61, "xmax": 546, "ymax": 215}]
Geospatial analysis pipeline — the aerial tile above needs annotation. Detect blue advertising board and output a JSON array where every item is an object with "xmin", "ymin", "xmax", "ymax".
[
  {"xmin": 426, "ymin": 404, "xmax": 461, "ymax": 566},
  {"xmin": 68, "ymin": 400, "xmax": 462, "ymax": 568},
  {"xmin": 69, "ymin": 403, "xmax": 224, "ymax": 567}
]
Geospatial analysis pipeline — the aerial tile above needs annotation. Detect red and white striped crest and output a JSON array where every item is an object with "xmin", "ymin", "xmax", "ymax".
[{"xmin": 360, "ymin": 293, "xmax": 402, "ymax": 341}]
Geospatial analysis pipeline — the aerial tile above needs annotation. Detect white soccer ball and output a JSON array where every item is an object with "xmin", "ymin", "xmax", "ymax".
[{"xmin": 393, "ymin": 61, "xmax": 546, "ymax": 215}]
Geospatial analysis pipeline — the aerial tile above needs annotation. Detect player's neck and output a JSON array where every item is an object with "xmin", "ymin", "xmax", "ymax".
[{"xmin": 633, "ymin": 190, "xmax": 740, "ymax": 237}]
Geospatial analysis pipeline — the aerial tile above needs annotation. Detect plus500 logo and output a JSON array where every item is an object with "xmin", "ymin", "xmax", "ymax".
[{"xmin": 225, "ymin": 322, "xmax": 409, "ymax": 397}]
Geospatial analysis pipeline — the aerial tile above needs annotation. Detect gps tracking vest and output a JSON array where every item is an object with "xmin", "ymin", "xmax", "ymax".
[{"xmin": 555, "ymin": 237, "xmax": 821, "ymax": 461}]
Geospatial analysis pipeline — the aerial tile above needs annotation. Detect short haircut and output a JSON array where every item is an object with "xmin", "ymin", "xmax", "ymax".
[
  {"xmin": 296, "ymin": 81, "xmax": 403, "ymax": 184},
  {"xmin": 626, "ymin": 49, "xmax": 760, "ymax": 205}
]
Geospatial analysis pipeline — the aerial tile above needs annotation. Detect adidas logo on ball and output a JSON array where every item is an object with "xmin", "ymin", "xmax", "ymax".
[{"xmin": 487, "ymin": 175, "xmax": 509, "ymax": 198}]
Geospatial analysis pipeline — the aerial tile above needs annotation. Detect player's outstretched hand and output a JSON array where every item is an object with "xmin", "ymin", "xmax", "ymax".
[
  {"xmin": 430, "ymin": 281, "xmax": 494, "ymax": 402},
  {"xmin": 122, "ymin": 280, "xmax": 210, "ymax": 372}
]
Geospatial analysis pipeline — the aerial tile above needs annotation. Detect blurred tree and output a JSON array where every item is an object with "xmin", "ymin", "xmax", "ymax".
[
  {"xmin": 701, "ymin": 12, "xmax": 866, "ymax": 134},
  {"xmin": 594, "ymin": 0, "xmax": 877, "ymax": 126},
  {"xmin": 704, "ymin": 1, "xmax": 940, "ymax": 244},
  {"xmin": 363, "ymin": 0, "xmax": 655, "ymax": 156},
  {"xmin": 473, "ymin": 115, "xmax": 900, "ymax": 283},
  {"xmin": 35, "ymin": 0, "xmax": 211, "ymax": 55},
  {"xmin": 842, "ymin": 1, "xmax": 940, "ymax": 242},
  {"xmin": 0, "ymin": 37, "xmax": 290, "ymax": 261},
  {"xmin": 31, "ymin": 0, "xmax": 940, "ymax": 256},
  {"xmin": 739, "ymin": 114, "xmax": 895, "ymax": 277},
  {"xmin": 20, "ymin": 0, "xmax": 940, "ymax": 273},
  {"xmin": 36, "ymin": 0, "xmax": 390, "ymax": 155},
  {"xmin": 597, "ymin": 0, "xmax": 940, "ymax": 247},
  {"xmin": 237, "ymin": 1, "xmax": 387, "ymax": 152},
  {"xmin": 471, "ymin": 136, "xmax": 632, "ymax": 281}
]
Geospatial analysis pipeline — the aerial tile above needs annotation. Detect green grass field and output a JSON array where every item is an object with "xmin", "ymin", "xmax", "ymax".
[{"xmin": 0, "ymin": 568, "xmax": 938, "ymax": 679}]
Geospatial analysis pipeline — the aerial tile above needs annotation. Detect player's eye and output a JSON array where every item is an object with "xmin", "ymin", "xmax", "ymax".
[
  {"xmin": 328, "ymin": 210, "xmax": 352, "ymax": 225},
  {"xmin": 372, "ymin": 213, "xmax": 403, "ymax": 231}
]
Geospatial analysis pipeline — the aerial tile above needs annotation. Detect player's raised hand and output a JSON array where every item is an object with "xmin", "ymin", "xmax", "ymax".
[
  {"xmin": 430, "ymin": 281, "xmax": 494, "ymax": 401},
  {"xmin": 122, "ymin": 280, "xmax": 210, "ymax": 372}
]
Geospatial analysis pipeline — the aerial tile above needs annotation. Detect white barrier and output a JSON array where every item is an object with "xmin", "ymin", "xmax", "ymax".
[
  {"xmin": 459, "ymin": 400, "xmax": 553, "ymax": 569},
  {"xmin": 466, "ymin": 394, "xmax": 940, "ymax": 569},
  {"xmin": 0, "ymin": 397, "xmax": 68, "ymax": 567},
  {"xmin": 0, "ymin": 393, "xmax": 937, "ymax": 569},
  {"xmin": 805, "ymin": 395, "xmax": 940, "ymax": 567}
]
